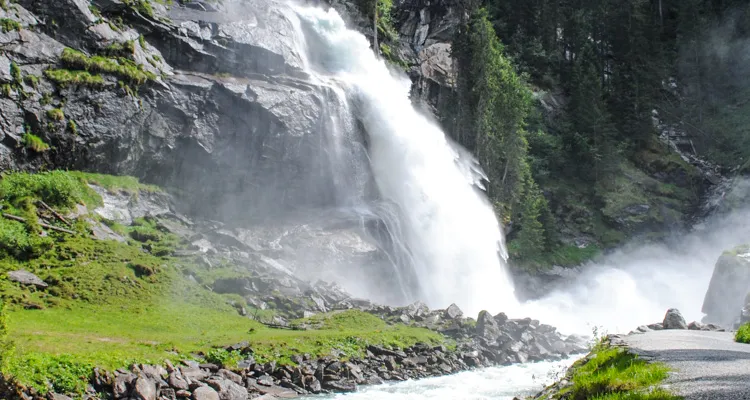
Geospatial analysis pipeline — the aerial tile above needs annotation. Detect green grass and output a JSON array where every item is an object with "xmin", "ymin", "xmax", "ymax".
[
  {"xmin": 21, "ymin": 133, "xmax": 50, "ymax": 152},
  {"xmin": 68, "ymin": 171, "xmax": 160, "ymax": 194},
  {"xmin": 555, "ymin": 342, "xmax": 680, "ymax": 400},
  {"xmin": 60, "ymin": 48, "xmax": 155, "ymax": 85},
  {"xmin": 0, "ymin": 170, "xmax": 100, "ymax": 212},
  {"xmin": 44, "ymin": 69, "xmax": 105, "ymax": 88},
  {"xmin": 735, "ymin": 323, "xmax": 750, "ymax": 344},
  {"xmin": 0, "ymin": 170, "xmax": 449, "ymax": 396},
  {"xmin": 0, "ymin": 18, "xmax": 21, "ymax": 33}
]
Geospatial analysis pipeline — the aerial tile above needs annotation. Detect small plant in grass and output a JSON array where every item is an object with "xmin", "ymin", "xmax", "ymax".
[
  {"xmin": 736, "ymin": 323, "xmax": 750, "ymax": 344},
  {"xmin": 22, "ymin": 132, "xmax": 50, "ymax": 153},
  {"xmin": 47, "ymin": 108, "xmax": 64, "ymax": 122},
  {"xmin": 204, "ymin": 348, "xmax": 244, "ymax": 369}
]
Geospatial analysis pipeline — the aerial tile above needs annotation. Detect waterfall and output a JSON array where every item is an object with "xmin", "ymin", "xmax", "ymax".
[{"xmin": 289, "ymin": 5, "xmax": 518, "ymax": 313}]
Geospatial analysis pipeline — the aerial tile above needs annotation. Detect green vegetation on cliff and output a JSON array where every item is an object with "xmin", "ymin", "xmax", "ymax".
[
  {"xmin": 0, "ymin": 170, "xmax": 448, "ymax": 396},
  {"xmin": 448, "ymin": 0, "xmax": 709, "ymax": 270}
]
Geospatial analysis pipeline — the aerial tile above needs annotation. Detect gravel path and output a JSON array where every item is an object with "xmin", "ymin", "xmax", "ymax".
[{"xmin": 613, "ymin": 330, "xmax": 750, "ymax": 400}]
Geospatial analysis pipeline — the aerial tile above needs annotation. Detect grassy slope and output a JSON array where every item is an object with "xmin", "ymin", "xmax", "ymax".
[
  {"xmin": 0, "ymin": 171, "xmax": 445, "ymax": 395},
  {"xmin": 543, "ymin": 341, "xmax": 680, "ymax": 400}
]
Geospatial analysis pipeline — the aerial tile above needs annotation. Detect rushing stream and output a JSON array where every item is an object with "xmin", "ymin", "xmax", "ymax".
[
  {"xmin": 316, "ymin": 357, "xmax": 579, "ymax": 400},
  {"xmin": 280, "ymin": 1, "xmax": 750, "ymax": 398}
]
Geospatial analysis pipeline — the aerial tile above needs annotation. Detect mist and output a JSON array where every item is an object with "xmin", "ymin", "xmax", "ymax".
[{"xmin": 508, "ymin": 180, "xmax": 750, "ymax": 335}]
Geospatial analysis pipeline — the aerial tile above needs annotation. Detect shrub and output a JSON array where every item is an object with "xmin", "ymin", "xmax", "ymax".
[
  {"xmin": 22, "ymin": 133, "xmax": 50, "ymax": 152},
  {"xmin": 10, "ymin": 61, "xmax": 21, "ymax": 84},
  {"xmin": 0, "ymin": 18, "xmax": 20, "ymax": 33},
  {"xmin": 47, "ymin": 108, "xmax": 65, "ymax": 122},
  {"xmin": 67, "ymin": 120, "xmax": 78, "ymax": 135},
  {"xmin": 736, "ymin": 323, "xmax": 750, "ymax": 344},
  {"xmin": 6, "ymin": 354, "xmax": 94, "ymax": 395},
  {"xmin": 204, "ymin": 348, "xmax": 243, "ymax": 369}
]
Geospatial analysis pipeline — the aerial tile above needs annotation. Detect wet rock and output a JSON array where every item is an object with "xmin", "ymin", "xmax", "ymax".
[
  {"xmin": 323, "ymin": 380, "xmax": 357, "ymax": 392},
  {"xmin": 476, "ymin": 310, "xmax": 501, "ymax": 339},
  {"xmin": 663, "ymin": 308, "xmax": 688, "ymax": 330},
  {"xmin": 7, "ymin": 270, "xmax": 48, "ymax": 288},
  {"xmin": 366, "ymin": 345, "xmax": 407, "ymax": 359}
]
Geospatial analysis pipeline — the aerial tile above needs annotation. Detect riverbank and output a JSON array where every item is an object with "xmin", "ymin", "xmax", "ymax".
[{"xmin": 0, "ymin": 171, "xmax": 586, "ymax": 399}]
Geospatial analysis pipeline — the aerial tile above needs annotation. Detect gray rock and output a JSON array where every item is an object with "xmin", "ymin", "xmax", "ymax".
[
  {"xmin": 663, "ymin": 308, "xmax": 688, "ymax": 330},
  {"xmin": 114, "ymin": 372, "xmax": 137, "ymax": 399},
  {"xmin": 207, "ymin": 378, "xmax": 247, "ymax": 400},
  {"xmin": 50, "ymin": 394, "xmax": 74, "ymax": 400},
  {"xmin": 168, "ymin": 372, "xmax": 189, "ymax": 391},
  {"xmin": 476, "ymin": 310, "xmax": 501, "ymax": 340},
  {"xmin": 192, "ymin": 386, "xmax": 220, "ymax": 400},
  {"xmin": 444, "ymin": 303, "xmax": 463, "ymax": 319},
  {"xmin": 702, "ymin": 246, "xmax": 750, "ymax": 327},
  {"xmin": 7, "ymin": 270, "xmax": 47, "ymax": 288},
  {"xmin": 132, "ymin": 376, "xmax": 157, "ymax": 400}
]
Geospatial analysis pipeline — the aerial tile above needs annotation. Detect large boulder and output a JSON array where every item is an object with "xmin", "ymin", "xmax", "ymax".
[
  {"xmin": 662, "ymin": 308, "xmax": 687, "ymax": 330},
  {"xmin": 7, "ymin": 270, "xmax": 48, "ymax": 288},
  {"xmin": 702, "ymin": 245, "xmax": 750, "ymax": 327}
]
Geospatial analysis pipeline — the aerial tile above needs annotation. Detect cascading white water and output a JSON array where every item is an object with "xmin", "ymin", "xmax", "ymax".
[
  {"xmin": 290, "ymin": 6, "xmax": 518, "ymax": 313},
  {"xmin": 287, "ymin": 1, "xmax": 749, "ymax": 341}
]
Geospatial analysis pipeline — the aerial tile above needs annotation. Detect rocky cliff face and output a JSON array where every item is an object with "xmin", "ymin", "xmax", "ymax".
[
  {"xmin": 0, "ymin": 0, "xmax": 457, "ymax": 222},
  {"xmin": 702, "ymin": 244, "xmax": 750, "ymax": 327}
]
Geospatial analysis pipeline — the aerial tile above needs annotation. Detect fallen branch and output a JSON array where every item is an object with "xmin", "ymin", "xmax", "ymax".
[
  {"xmin": 37, "ymin": 200, "xmax": 71, "ymax": 226},
  {"xmin": 2, "ymin": 213, "xmax": 76, "ymax": 234}
]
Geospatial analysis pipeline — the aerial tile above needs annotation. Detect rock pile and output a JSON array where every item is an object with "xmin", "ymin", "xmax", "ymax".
[
  {"xmin": 47, "ymin": 331, "xmax": 582, "ymax": 400},
  {"xmin": 630, "ymin": 308, "xmax": 726, "ymax": 334},
  {"xmin": 368, "ymin": 303, "xmax": 588, "ymax": 367}
]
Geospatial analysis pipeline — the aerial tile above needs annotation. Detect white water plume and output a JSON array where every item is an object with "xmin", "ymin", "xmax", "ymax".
[
  {"xmin": 290, "ymin": 5, "xmax": 517, "ymax": 313},
  {"xmin": 512, "ymin": 203, "xmax": 750, "ymax": 335}
]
